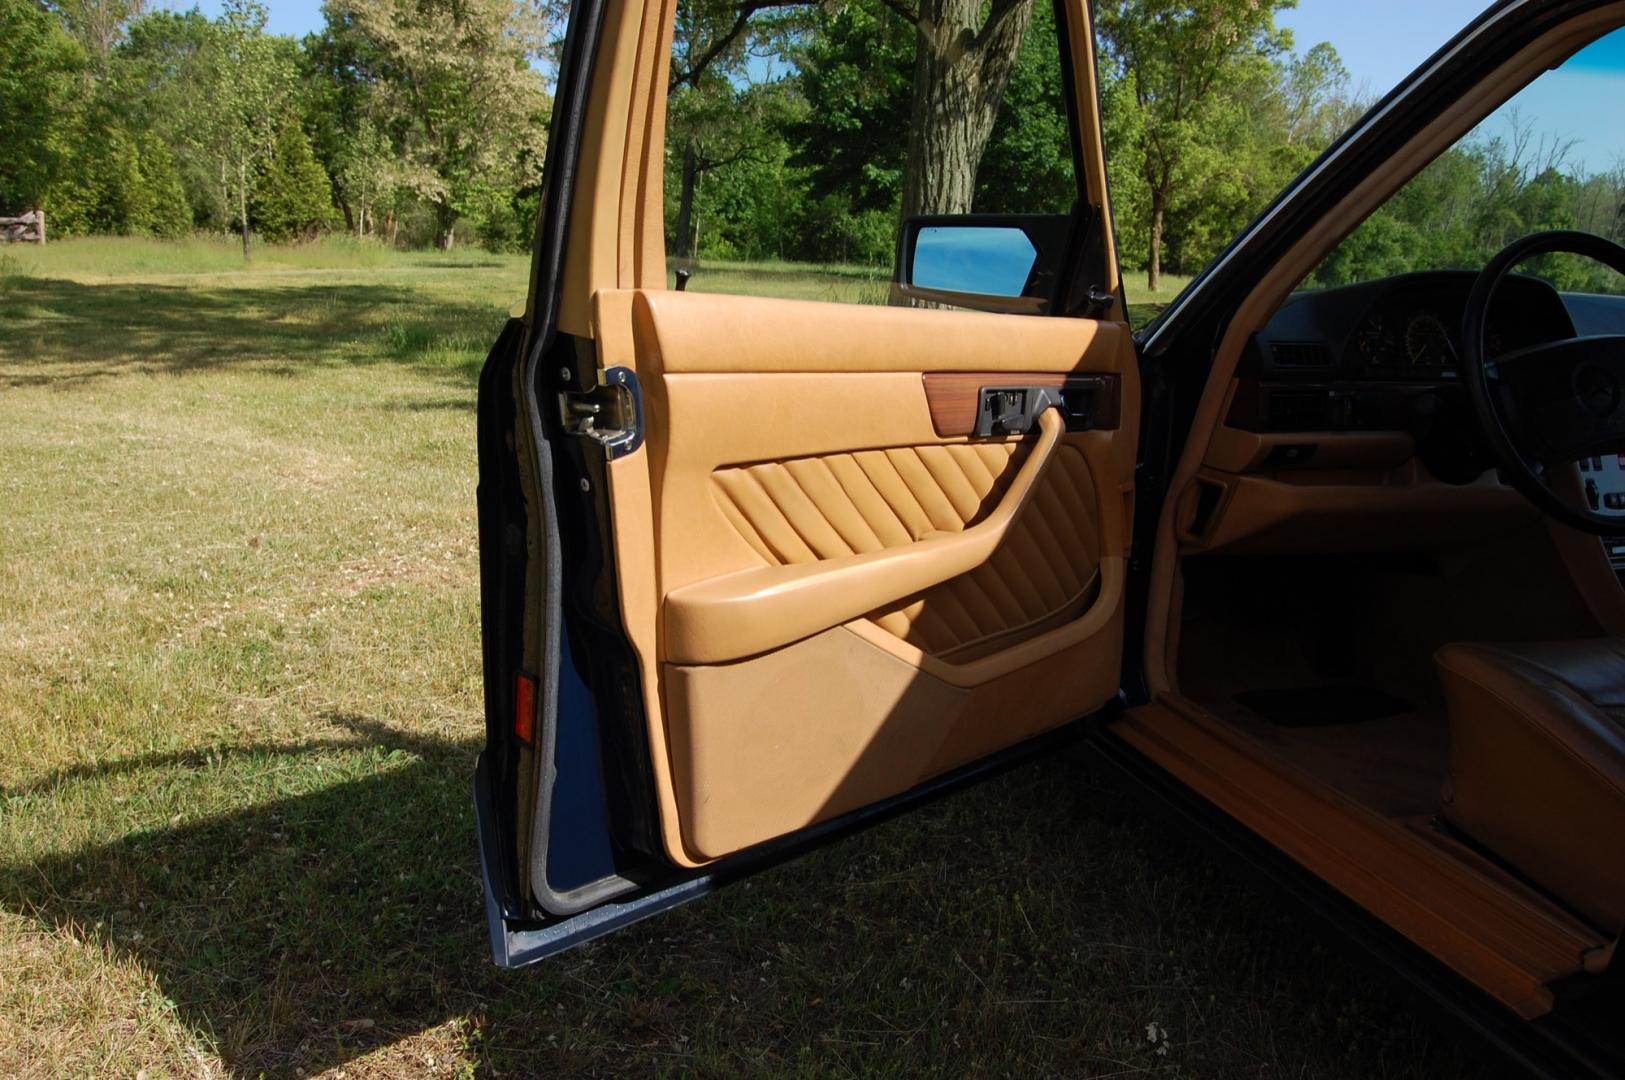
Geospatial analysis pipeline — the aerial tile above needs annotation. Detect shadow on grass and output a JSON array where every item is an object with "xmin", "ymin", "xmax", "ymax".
[
  {"xmin": 0, "ymin": 276, "xmax": 508, "ymax": 389},
  {"xmin": 0, "ymin": 725, "xmax": 1488, "ymax": 1079},
  {"xmin": 0, "ymin": 735, "xmax": 408, "ymax": 799},
  {"xmin": 0, "ymin": 714, "xmax": 495, "ymax": 1077}
]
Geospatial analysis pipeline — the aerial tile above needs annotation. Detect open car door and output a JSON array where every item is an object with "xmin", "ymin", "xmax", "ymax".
[{"xmin": 474, "ymin": 0, "xmax": 1142, "ymax": 965}]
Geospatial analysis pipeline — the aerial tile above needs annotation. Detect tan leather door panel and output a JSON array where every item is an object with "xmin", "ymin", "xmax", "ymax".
[
  {"xmin": 706, "ymin": 427, "xmax": 1103, "ymax": 664},
  {"xmin": 593, "ymin": 290, "xmax": 1139, "ymax": 864},
  {"xmin": 666, "ymin": 408, "xmax": 1070, "ymax": 664}
]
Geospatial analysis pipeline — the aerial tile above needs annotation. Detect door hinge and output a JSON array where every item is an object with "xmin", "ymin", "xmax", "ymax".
[{"xmin": 558, "ymin": 366, "xmax": 643, "ymax": 459}]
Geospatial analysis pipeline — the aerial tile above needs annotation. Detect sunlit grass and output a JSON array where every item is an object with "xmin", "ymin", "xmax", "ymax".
[
  {"xmin": 0, "ymin": 234, "xmax": 483, "ymax": 280},
  {"xmin": 1122, "ymin": 271, "xmax": 1194, "ymax": 328},
  {"xmin": 670, "ymin": 257, "xmax": 892, "ymax": 305}
]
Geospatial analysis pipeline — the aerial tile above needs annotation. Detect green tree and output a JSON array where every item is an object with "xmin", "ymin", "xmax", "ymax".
[
  {"xmin": 667, "ymin": 79, "xmax": 802, "ymax": 258},
  {"xmin": 1095, "ymin": 0, "xmax": 1297, "ymax": 290},
  {"xmin": 1304, "ymin": 114, "xmax": 1621, "ymax": 293},
  {"xmin": 299, "ymin": 13, "xmax": 394, "ymax": 234},
  {"xmin": 321, "ymin": 0, "xmax": 552, "ymax": 250},
  {"xmin": 790, "ymin": 0, "xmax": 913, "ymax": 216},
  {"xmin": 884, "ymin": 0, "xmax": 1037, "ymax": 220},
  {"xmin": 50, "ymin": 121, "xmax": 190, "ymax": 236},
  {"xmin": 666, "ymin": 0, "xmax": 807, "ymax": 257},
  {"xmin": 2, "ymin": 1, "xmax": 195, "ymax": 238},
  {"xmin": 974, "ymin": 0, "xmax": 1074, "ymax": 215},
  {"xmin": 670, "ymin": 0, "xmax": 1046, "ymax": 254},
  {"xmin": 113, "ymin": 9, "xmax": 219, "ymax": 227},
  {"xmin": 133, "ymin": 132, "xmax": 191, "ymax": 236},
  {"xmin": 184, "ymin": 0, "xmax": 298, "ymax": 258},
  {"xmin": 1576, "ymin": 162, "xmax": 1625, "ymax": 245},
  {"xmin": 47, "ymin": 0, "xmax": 145, "ymax": 67},
  {"xmin": 332, "ymin": 119, "xmax": 401, "ymax": 238},
  {"xmin": 0, "ymin": 0, "xmax": 83, "ymax": 215},
  {"xmin": 255, "ymin": 120, "xmax": 337, "ymax": 242}
]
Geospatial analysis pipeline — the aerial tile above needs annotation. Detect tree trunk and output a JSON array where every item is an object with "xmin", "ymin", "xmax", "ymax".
[
  {"xmin": 1147, "ymin": 188, "xmax": 1165, "ymax": 293},
  {"xmin": 673, "ymin": 139, "xmax": 698, "ymax": 258},
  {"xmin": 436, "ymin": 199, "xmax": 456, "ymax": 251},
  {"xmin": 695, "ymin": 172, "xmax": 705, "ymax": 256},
  {"xmin": 238, "ymin": 160, "xmax": 251, "ymax": 262},
  {"xmin": 900, "ymin": 0, "xmax": 1035, "ymax": 221}
]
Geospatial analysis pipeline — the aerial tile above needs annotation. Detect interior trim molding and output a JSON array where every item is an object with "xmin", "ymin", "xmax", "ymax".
[{"xmin": 921, "ymin": 372, "xmax": 1121, "ymax": 436}]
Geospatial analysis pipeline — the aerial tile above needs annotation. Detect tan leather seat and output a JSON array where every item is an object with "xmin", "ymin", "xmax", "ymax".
[{"xmin": 1435, "ymin": 640, "xmax": 1625, "ymax": 933}]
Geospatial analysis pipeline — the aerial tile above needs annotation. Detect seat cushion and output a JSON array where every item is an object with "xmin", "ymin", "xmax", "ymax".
[{"xmin": 1435, "ymin": 640, "xmax": 1625, "ymax": 933}]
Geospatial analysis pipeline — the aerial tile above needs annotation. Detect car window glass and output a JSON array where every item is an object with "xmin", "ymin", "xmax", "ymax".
[
  {"xmin": 1095, "ymin": 2, "xmax": 1403, "ymax": 321},
  {"xmin": 1304, "ymin": 25, "xmax": 1625, "ymax": 298},
  {"xmin": 662, "ymin": 0, "xmax": 1078, "ymax": 307}
]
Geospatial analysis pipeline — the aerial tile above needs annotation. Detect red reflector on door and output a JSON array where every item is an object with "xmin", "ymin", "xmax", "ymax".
[{"xmin": 514, "ymin": 672, "xmax": 537, "ymax": 744}]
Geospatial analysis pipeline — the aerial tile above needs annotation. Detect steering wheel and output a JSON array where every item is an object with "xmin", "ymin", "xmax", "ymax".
[{"xmin": 1462, "ymin": 230, "xmax": 1625, "ymax": 535}]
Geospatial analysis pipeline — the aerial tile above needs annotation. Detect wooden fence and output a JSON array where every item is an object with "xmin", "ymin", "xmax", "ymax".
[{"xmin": 0, "ymin": 210, "xmax": 46, "ymax": 245}]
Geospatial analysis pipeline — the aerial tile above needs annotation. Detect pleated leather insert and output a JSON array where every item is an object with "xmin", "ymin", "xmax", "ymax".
[{"xmin": 711, "ymin": 441, "xmax": 1101, "ymax": 661}]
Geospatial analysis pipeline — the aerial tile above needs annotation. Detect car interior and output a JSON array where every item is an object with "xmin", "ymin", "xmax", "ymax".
[{"xmin": 1116, "ymin": 6, "xmax": 1625, "ymax": 1022}]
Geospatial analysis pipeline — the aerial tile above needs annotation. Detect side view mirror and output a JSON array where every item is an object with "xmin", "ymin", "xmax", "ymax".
[{"xmin": 892, "ymin": 213, "xmax": 1072, "ymax": 314}]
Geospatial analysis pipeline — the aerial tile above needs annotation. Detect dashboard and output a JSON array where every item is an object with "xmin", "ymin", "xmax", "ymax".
[
  {"xmin": 1226, "ymin": 271, "xmax": 1625, "ymax": 486},
  {"xmin": 1246, "ymin": 271, "xmax": 1580, "ymax": 385},
  {"xmin": 1345, "ymin": 277, "xmax": 1571, "ymax": 379},
  {"xmin": 1580, "ymin": 454, "xmax": 1625, "ymax": 561}
]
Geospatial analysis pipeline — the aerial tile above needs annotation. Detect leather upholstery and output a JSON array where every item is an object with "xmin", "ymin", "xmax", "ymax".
[
  {"xmin": 1435, "ymin": 639, "xmax": 1625, "ymax": 932},
  {"xmin": 558, "ymin": 0, "xmax": 1133, "ymax": 870},
  {"xmin": 713, "ymin": 440, "xmax": 1101, "ymax": 661},
  {"xmin": 596, "ymin": 292, "xmax": 1139, "ymax": 868}
]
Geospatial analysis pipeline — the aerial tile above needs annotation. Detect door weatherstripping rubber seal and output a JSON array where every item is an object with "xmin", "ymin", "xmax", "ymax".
[{"xmin": 501, "ymin": 0, "xmax": 647, "ymax": 918}]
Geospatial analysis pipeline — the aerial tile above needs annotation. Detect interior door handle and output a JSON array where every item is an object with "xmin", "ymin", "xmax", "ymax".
[{"xmin": 664, "ymin": 404, "xmax": 1067, "ymax": 665}]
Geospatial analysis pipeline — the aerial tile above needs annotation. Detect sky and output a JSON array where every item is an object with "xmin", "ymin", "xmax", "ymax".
[
  {"xmin": 167, "ymin": 0, "xmax": 1623, "ymax": 172},
  {"xmin": 1278, "ymin": 0, "xmax": 1489, "ymax": 101},
  {"xmin": 1280, "ymin": 0, "xmax": 1625, "ymax": 173}
]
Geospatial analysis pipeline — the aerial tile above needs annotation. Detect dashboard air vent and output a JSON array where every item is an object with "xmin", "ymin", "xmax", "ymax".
[{"xmin": 1271, "ymin": 341, "xmax": 1331, "ymax": 369}]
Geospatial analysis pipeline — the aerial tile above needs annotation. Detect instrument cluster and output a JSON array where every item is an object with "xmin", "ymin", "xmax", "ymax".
[
  {"xmin": 1351, "ymin": 295, "xmax": 1502, "ymax": 377},
  {"xmin": 1342, "ymin": 275, "xmax": 1575, "ymax": 380}
]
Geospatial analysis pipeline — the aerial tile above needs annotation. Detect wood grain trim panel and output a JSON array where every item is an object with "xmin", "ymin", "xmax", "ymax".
[{"xmin": 923, "ymin": 372, "xmax": 1121, "ymax": 437}]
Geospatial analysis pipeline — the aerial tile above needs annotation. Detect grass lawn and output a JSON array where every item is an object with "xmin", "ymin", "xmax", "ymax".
[
  {"xmin": 0, "ymin": 237, "xmax": 1477, "ymax": 1078},
  {"xmin": 1122, "ymin": 272, "xmax": 1196, "ymax": 328},
  {"xmin": 669, "ymin": 257, "xmax": 1194, "ymax": 323}
]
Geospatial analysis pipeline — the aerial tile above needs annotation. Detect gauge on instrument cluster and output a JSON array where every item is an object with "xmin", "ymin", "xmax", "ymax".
[
  {"xmin": 1353, "ymin": 314, "xmax": 1395, "ymax": 364},
  {"xmin": 1404, "ymin": 311, "xmax": 1457, "ymax": 367}
]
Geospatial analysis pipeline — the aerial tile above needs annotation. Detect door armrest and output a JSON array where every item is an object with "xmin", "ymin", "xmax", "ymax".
[{"xmin": 663, "ymin": 406, "xmax": 1066, "ymax": 664}]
